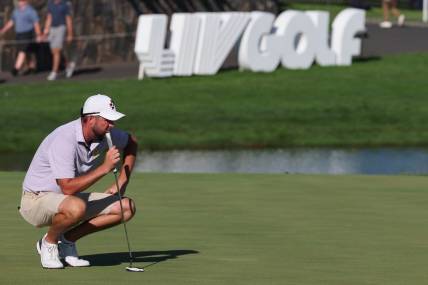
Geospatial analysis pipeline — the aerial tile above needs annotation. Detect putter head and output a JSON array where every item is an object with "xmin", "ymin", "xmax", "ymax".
[{"xmin": 126, "ymin": 266, "xmax": 144, "ymax": 272}]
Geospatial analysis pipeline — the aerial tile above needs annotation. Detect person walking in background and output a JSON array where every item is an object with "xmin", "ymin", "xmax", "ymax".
[
  {"xmin": 43, "ymin": 0, "xmax": 75, "ymax": 81},
  {"xmin": 0, "ymin": 0, "xmax": 42, "ymax": 76},
  {"xmin": 380, "ymin": 0, "xmax": 405, "ymax": 28}
]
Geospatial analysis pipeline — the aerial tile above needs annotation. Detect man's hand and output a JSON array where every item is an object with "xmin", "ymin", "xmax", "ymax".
[
  {"xmin": 36, "ymin": 35, "xmax": 43, "ymax": 43},
  {"xmin": 42, "ymin": 32, "xmax": 49, "ymax": 41},
  {"xmin": 66, "ymin": 34, "xmax": 73, "ymax": 44},
  {"xmin": 104, "ymin": 182, "xmax": 126, "ymax": 195},
  {"xmin": 102, "ymin": 146, "xmax": 120, "ymax": 173},
  {"xmin": 104, "ymin": 177, "xmax": 128, "ymax": 195},
  {"xmin": 105, "ymin": 183, "xmax": 119, "ymax": 195}
]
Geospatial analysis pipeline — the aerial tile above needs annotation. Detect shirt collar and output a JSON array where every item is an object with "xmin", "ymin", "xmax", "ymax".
[
  {"xmin": 75, "ymin": 118, "xmax": 101, "ymax": 152},
  {"xmin": 75, "ymin": 118, "xmax": 86, "ymax": 144}
]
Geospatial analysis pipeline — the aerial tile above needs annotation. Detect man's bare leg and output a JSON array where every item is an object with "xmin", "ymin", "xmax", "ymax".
[
  {"xmin": 51, "ymin": 48, "xmax": 62, "ymax": 73},
  {"xmin": 14, "ymin": 52, "xmax": 26, "ymax": 70},
  {"xmin": 382, "ymin": 1, "xmax": 390, "ymax": 22},
  {"xmin": 44, "ymin": 196, "xmax": 86, "ymax": 244},
  {"xmin": 64, "ymin": 198, "xmax": 136, "ymax": 242}
]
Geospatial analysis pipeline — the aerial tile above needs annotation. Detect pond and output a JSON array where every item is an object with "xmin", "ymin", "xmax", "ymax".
[
  {"xmin": 3, "ymin": 148, "xmax": 428, "ymax": 175},
  {"xmin": 136, "ymin": 148, "xmax": 428, "ymax": 175}
]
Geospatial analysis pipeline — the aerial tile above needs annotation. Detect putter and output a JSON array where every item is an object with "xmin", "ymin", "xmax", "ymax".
[{"xmin": 105, "ymin": 132, "xmax": 144, "ymax": 272}]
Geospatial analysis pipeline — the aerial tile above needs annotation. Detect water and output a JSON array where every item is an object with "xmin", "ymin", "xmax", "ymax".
[
  {"xmin": 3, "ymin": 148, "xmax": 428, "ymax": 174},
  {"xmin": 136, "ymin": 148, "xmax": 428, "ymax": 175}
]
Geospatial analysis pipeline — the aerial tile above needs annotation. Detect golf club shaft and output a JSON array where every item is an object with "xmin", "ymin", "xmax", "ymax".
[
  {"xmin": 105, "ymin": 132, "xmax": 135, "ymax": 267},
  {"xmin": 113, "ymin": 168, "xmax": 134, "ymax": 267}
]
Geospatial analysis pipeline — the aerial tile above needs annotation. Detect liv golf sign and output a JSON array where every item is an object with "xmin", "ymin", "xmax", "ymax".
[{"xmin": 134, "ymin": 9, "xmax": 366, "ymax": 79}]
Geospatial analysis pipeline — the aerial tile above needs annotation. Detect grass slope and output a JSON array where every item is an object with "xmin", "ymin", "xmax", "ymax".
[
  {"xmin": 0, "ymin": 53, "xmax": 428, "ymax": 152},
  {"xmin": 1, "ymin": 172, "xmax": 428, "ymax": 284},
  {"xmin": 285, "ymin": 2, "xmax": 423, "ymax": 22}
]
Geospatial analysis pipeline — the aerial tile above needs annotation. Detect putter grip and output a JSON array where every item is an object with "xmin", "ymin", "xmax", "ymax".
[
  {"xmin": 105, "ymin": 132, "xmax": 118, "ymax": 173},
  {"xmin": 105, "ymin": 132, "xmax": 114, "ymax": 149}
]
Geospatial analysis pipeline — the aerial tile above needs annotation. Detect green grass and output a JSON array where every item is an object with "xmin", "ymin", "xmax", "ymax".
[
  {"xmin": 285, "ymin": 2, "xmax": 423, "ymax": 22},
  {"xmin": 2, "ymin": 172, "xmax": 428, "ymax": 284},
  {"xmin": 1, "ymin": 52, "xmax": 428, "ymax": 152}
]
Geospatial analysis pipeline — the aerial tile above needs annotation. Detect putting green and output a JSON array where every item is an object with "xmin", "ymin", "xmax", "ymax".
[{"xmin": 1, "ymin": 172, "xmax": 428, "ymax": 284}]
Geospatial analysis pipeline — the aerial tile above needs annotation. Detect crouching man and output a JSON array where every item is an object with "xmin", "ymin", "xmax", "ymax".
[{"xmin": 19, "ymin": 94, "xmax": 138, "ymax": 269}]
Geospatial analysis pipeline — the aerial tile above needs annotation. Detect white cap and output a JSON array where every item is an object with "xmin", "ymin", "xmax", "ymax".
[{"xmin": 81, "ymin": 94, "xmax": 125, "ymax": 121}]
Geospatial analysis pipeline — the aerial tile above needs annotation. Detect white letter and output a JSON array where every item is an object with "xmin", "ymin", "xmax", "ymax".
[
  {"xmin": 170, "ymin": 14, "xmax": 200, "ymax": 76},
  {"xmin": 274, "ymin": 10, "xmax": 317, "ymax": 69},
  {"xmin": 194, "ymin": 12, "xmax": 250, "ymax": 75},
  {"xmin": 331, "ymin": 8, "xmax": 366, "ymax": 65},
  {"xmin": 306, "ymin": 11, "xmax": 336, "ymax": 66},
  {"xmin": 238, "ymin": 12, "xmax": 282, "ymax": 72},
  {"xmin": 134, "ymin": 15, "xmax": 175, "ymax": 78}
]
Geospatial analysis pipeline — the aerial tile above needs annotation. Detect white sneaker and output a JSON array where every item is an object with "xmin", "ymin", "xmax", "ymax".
[
  {"xmin": 65, "ymin": 62, "xmax": 75, "ymax": 78},
  {"xmin": 379, "ymin": 21, "xmax": 392, "ymax": 28},
  {"xmin": 36, "ymin": 235, "xmax": 64, "ymax": 269},
  {"xmin": 398, "ymin": 14, "xmax": 405, "ymax": 26},
  {"xmin": 58, "ymin": 234, "xmax": 90, "ymax": 267},
  {"xmin": 47, "ymin": 72, "xmax": 57, "ymax": 81}
]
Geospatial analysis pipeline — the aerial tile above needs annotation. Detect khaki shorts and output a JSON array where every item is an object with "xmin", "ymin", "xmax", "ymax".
[
  {"xmin": 48, "ymin": 25, "xmax": 66, "ymax": 49},
  {"xmin": 19, "ymin": 191, "xmax": 119, "ymax": 227}
]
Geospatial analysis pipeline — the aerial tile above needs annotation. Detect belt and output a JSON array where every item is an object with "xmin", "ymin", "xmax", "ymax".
[
  {"xmin": 22, "ymin": 191, "xmax": 50, "ymax": 196},
  {"xmin": 22, "ymin": 191, "xmax": 38, "ymax": 196}
]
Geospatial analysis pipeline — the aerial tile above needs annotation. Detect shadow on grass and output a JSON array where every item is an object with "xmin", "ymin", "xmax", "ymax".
[
  {"xmin": 354, "ymin": 56, "xmax": 382, "ymax": 63},
  {"xmin": 72, "ymin": 67, "xmax": 103, "ymax": 77},
  {"xmin": 80, "ymin": 249, "xmax": 199, "ymax": 268}
]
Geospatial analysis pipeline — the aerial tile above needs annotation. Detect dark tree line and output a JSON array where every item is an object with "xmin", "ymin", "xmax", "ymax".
[
  {"xmin": 126, "ymin": 0, "xmax": 279, "ymax": 15},
  {"xmin": 0, "ymin": 0, "xmax": 279, "ymax": 70}
]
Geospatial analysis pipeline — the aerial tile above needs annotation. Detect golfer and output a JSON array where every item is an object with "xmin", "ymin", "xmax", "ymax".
[{"xmin": 19, "ymin": 94, "xmax": 138, "ymax": 269}]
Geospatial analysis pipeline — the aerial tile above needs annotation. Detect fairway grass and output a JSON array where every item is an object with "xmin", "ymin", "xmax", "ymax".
[{"xmin": 1, "ymin": 172, "xmax": 428, "ymax": 284}]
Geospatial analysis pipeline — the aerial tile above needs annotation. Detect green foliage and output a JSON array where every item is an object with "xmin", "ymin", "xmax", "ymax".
[
  {"xmin": 1, "ymin": 53, "xmax": 428, "ymax": 152},
  {"xmin": 285, "ymin": 2, "xmax": 423, "ymax": 22}
]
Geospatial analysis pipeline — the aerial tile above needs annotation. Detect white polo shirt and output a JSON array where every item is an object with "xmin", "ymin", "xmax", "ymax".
[{"xmin": 23, "ymin": 118, "xmax": 129, "ymax": 193}]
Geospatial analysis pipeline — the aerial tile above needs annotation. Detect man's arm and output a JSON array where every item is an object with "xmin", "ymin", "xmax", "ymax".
[
  {"xmin": 57, "ymin": 146, "xmax": 121, "ymax": 195},
  {"xmin": 0, "ymin": 20, "xmax": 14, "ymax": 36},
  {"xmin": 43, "ymin": 13, "xmax": 52, "ymax": 39},
  {"xmin": 33, "ymin": 21, "xmax": 42, "ymax": 42},
  {"xmin": 65, "ymin": 14, "xmax": 73, "ymax": 43},
  {"xmin": 105, "ymin": 134, "xmax": 138, "ymax": 195}
]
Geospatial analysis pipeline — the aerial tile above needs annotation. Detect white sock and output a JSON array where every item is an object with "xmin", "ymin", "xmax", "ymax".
[{"xmin": 42, "ymin": 236, "xmax": 57, "ymax": 246}]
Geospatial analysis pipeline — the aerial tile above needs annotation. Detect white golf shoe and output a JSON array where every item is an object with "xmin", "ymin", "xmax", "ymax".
[
  {"xmin": 47, "ymin": 72, "xmax": 57, "ymax": 81},
  {"xmin": 379, "ymin": 21, "xmax": 392, "ymax": 28},
  {"xmin": 58, "ymin": 234, "xmax": 90, "ymax": 267},
  {"xmin": 398, "ymin": 14, "xmax": 405, "ymax": 27},
  {"xmin": 36, "ymin": 235, "xmax": 64, "ymax": 269},
  {"xmin": 65, "ymin": 62, "xmax": 75, "ymax": 78}
]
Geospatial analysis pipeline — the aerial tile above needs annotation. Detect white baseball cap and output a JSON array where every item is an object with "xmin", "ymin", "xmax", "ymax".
[{"xmin": 81, "ymin": 94, "xmax": 125, "ymax": 121}]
